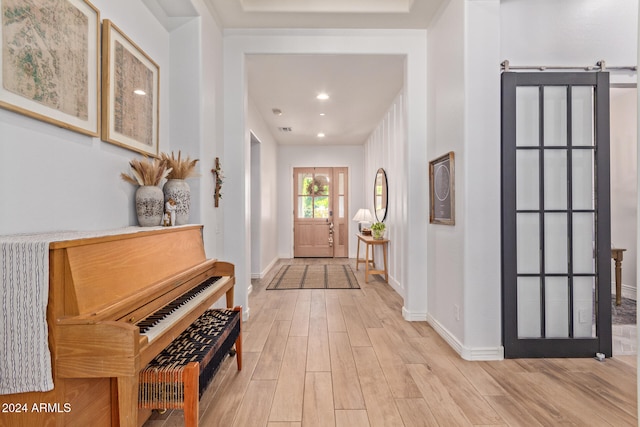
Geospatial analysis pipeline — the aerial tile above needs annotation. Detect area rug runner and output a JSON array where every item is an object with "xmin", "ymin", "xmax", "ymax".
[
  {"xmin": 612, "ymin": 295, "xmax": 636, "ymax": 325},
  {"xmin": 267, "ymin": 264, "xmax": 360, "ymax": 290}
]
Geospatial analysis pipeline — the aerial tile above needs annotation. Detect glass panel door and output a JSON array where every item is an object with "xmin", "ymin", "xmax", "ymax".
[
  {"xmin": 502, "ymin": 72, "xmax": 611, "ymax": 358},
  {"xmin": 293, "ymin": 167, "xmax": 345, "ymax": 258}
]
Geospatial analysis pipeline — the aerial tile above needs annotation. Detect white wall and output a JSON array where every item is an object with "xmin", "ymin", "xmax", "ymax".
[
  {"xmin": 364, "ymin": 91, "xmax": 408, "ymax": 296},
  {"xmin": 248, "ymin": 99, "xmax": 279, "ymax": 278},
  {"xmin": 0, "ymin": 0, "xmax": 227, "ymax": 258},
  {"xmin": 463, "ymin": 0, "xmax": 502, "ymax": 355},
  {"xmin": 277, "ymin": 145, "xmax": 365, "ymax": 259},
  {"xmin": 501, "ymin": 0, "xmax": 638, "ymax": 85},
  {"xmin": 611, "ymin": 87, "xmax": 638, "ymax": 299},
  {"xmin": 427, "ymin": 0, "xmax": 467, "ymax": 350},
  {"xmin": 188, "ymin": 0, "xmax": 225, "ymax": 259},
  {"xmin": 0, "ymin": 0, "xmax": 170, "ymax": 235},
  {"xmin": 427, "ymin": 0, "xmax": 502, "ymax": 359}
]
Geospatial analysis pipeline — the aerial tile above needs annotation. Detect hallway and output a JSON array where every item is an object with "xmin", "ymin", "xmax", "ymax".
[{"xmin": 145, "ymin": 258, "xmax": 637, "ymax": 426}]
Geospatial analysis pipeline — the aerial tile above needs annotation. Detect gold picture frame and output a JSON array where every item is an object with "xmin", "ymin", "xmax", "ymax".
[
  {"xmin": 429, "ymin": 151, "xmax": 455, "ymax": 225},
  {"xmin": 0, "ymin": 0, "xmax": 100, "ymax": 136},
  {"xmin": 101, "ymin": 19, "xmax": 159, "ymax": 156}
]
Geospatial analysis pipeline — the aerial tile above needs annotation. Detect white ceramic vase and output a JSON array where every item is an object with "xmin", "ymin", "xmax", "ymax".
[
  {"xmin": 135, "ymin": 185, "xmax": 164, "ymax": 227},
  {"xmin": 163, "ymin": 179, "xmax": 191, "ymax": 225}
]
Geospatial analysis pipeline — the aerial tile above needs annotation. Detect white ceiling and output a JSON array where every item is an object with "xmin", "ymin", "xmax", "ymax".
[
  {"xmin": 204, "ymin": 0, "xmax": 444, "ymax": 29},
  {"xmin": 247, "ymin": 54, "xmax": 405, "ymax": 146},
  {"xmin": 199, "ymin": 0, "xmax": 443, "ymax": 145}
]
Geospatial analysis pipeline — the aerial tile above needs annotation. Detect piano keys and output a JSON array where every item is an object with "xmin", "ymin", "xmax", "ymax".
[
  {"xmin": 137, "ymin": 276, "xmax": 230, "ymax": 342},
  {"xmin": 0, "ymin": 225, "xmax": 235, "ymax": 427}
]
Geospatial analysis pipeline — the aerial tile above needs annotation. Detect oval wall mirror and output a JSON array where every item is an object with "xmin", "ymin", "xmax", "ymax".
[{"xmin": 374, "ymin": 168, "xmax": 388, "ymax": 222}]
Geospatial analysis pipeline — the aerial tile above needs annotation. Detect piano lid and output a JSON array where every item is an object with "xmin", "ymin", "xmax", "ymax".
[{"xmin": 55, "ymin": 225, "xmax": 207, "ymax": 317}]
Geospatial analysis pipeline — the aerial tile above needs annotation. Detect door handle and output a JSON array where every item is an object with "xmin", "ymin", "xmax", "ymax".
[{"xmin": 329, "ymin": 222, "xmax": 334, "ymax": 247}]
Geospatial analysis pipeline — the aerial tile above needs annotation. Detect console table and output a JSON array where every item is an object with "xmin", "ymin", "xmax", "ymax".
[
  {"xmin": 611, "ymin": 248, "xmax": 626, "ymax": 306},
  {"xmin": 356, "ymin": 234, "xmax": 389, "ymax": 283}
]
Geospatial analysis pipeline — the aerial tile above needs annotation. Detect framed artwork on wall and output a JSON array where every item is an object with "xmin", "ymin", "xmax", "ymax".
[
  {"xmin": 429, "ymin": 151, "xmax": 455, "ymax": 225},
  {"xmin": 0, "ymin": 0, "xmax": 100, "ymax": 136},
  {"xmin": 101, "ymin": 19, "xmax": 159, "ymax": 156}
]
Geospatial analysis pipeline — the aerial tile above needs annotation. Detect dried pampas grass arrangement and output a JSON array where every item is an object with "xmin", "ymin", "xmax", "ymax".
[
  {"xmin": 160, "ymin": 151, "xmax": 199, "ymax": 180},
  {"xmin": 121, "ymin": 157, "xmax": 172, "ymax": 186}
]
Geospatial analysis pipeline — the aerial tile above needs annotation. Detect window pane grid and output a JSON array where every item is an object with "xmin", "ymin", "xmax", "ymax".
[{"xmin": 515, "ymin": 83, "xmax": 598, "ymax": 339}]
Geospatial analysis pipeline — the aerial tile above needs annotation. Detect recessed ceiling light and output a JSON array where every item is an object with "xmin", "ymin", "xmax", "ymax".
[
  {"xmin": 317, "ymin": 132, "xmax": 325, "ymax": 138},
  {"xmin": 319, "ymin": 113, "xmax": 326, "ymax": 116},
  {"xmin": 134, "ymin": 89, "xmax": 146, "ymax": 95},
  {"xmin": 272, "ymin": 108, "xmax": 282, "ymax": 116},
  {"xmin": 316, "ymin": 93, "xmax": 329, "ymax": 100}
]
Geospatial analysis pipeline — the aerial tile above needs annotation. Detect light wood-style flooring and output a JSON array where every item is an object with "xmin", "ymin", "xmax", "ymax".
[{"xmin": 144, "ymin": 258, "xmax": 638, "ymax": 427}]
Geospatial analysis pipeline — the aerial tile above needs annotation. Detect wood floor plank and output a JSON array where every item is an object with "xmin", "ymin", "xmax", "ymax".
[
  {"xmin": 419, "ymin": 352, "xmax": 503, "ymax": 425},
  {"xmin": 310, "ymin": 290, "xmax": 327, "ymax": 319},
  {"xmin": 302, "ymin": 372, "xmax": 335, "ymax": 427},
  {"xmin": 483, "ymin": 395, "xmax": 543, "ymax": 427},
  {"xmin": 243, "ymin": 307, "xmax": 279, "ymax": 352},
  {"xmin": 342, "ymin": 301, "xmax": 372, "ymax": 347},
  {"xmin": 335, "ymin": 410, "xmax": 370, "ymax": 427},
  {"xmin": 199, "ymin": 352, "xmax": 261, "ymax": 427},
  {"xmin": 367, "ymin": 328, "xmax": 423, "ymax": 398},
  {"xmin": 382, "ymin": 333, "xmax": 428, "ymax": 365},
  {"xmin": 290, "ymin": 293, "xmax": 311, "ymax": 337},
  {"xmin": 518, "ymin": 371, "xmax": 618, "ymax": 426},
  {"xmin": 448, "ymin": 353, "xmax": 507, "ymax": 396},
  {"xmin": 275, "ymin": 291, "xmax": 299, "ymax": 321},
  {"xmin": 394, "ymin": 398, "xmax": 440, "ymax": 427},
  {"xmin": 353, "ymin": 293, "xmax": 383, "ymax": 328},
  {"xmin": 329, "ymin": 331, "xmax": 366, "ymax": 409},
  {"xmin": 539, "ymin": 369, "xmax": 637, "ymax": 426},
  {"xmin": 406, "ymin": 363, "xmax": 473, "ymax": 426},
  {"xmin": 326, "ymin": 295, "xmax": 347, "ymax": 332},
  {"xmin": 307, "ymin": 312, "xmax": 331, "ymax": 372},
  {"xmin": 352, "ymin": 346, "xmax": 405, "ymax": 427},
  {"xmin": 231, "ymin": 379, "xmax": 277, "ymax": 427},
  {"xmin": 253, "ymin": 320, "xmax": 291, "ymax": 380},
  {"xmin": 270, "ymin": 336, "xmax": 308, "ymax": 422},
  {"xmin": 478, "ymin": 361, "xmax": 583, "ymax": 426}
]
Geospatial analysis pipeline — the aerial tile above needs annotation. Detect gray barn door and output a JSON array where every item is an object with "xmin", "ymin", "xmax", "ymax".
[{"xmin": 501, "ymin": 72, "xmax": 612, "ymax": 358}]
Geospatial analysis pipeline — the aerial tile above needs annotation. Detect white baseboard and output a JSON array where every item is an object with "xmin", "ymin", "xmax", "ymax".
[
  {"xmin": 387, "ymin": 275, "xmax": 404, "ymax": 299},
  {"xmin": 622, "ymin": 284, "xmax": 636, "ymax": 301},
  {"xmin": 402, "ymin": 306, "xmax": 427, "ymax": 321},
  {"xmin": 426, "ymin": 313, "xmax": 504, "ymax": 361},
  {"xmin": 611, "ymin": 282, "xmax": 637, "ymax": 301},
  {"xmin": 251, "ymin": 257, "xmax": 279, "ymax": 279}
]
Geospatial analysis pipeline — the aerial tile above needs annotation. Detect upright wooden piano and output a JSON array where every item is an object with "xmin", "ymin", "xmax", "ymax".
[{"xmin": 0, "ymin": 225, "xmax": 235, "ymax": 427}]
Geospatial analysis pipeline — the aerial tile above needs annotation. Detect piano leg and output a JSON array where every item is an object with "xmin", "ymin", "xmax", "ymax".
[
  {"xmin": 116, "ymin": 375, "xmax": 139, "ymax": 427},
  {"xmin": 225, "ymin": 286, "xmax": 235, "ymax": 308},
  {"xmin": 183, "ymin": 363, "xmax": 200, "ymax": 427}
]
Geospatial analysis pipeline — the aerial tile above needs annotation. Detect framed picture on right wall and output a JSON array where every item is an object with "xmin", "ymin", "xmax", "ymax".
[{"xmin": 429, "ymin": 151, "xmax": 455, "ymax": 225}]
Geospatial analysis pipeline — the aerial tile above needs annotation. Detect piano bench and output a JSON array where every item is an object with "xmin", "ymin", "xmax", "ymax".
[{"xmin": 138, "ymin": 306, "xmax": 242, "ymax": 427}]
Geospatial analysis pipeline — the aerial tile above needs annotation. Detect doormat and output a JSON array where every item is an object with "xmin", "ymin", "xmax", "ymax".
[{"xmin": 267, "ymin": 264, "xmax": 360, "ymax": 290}]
